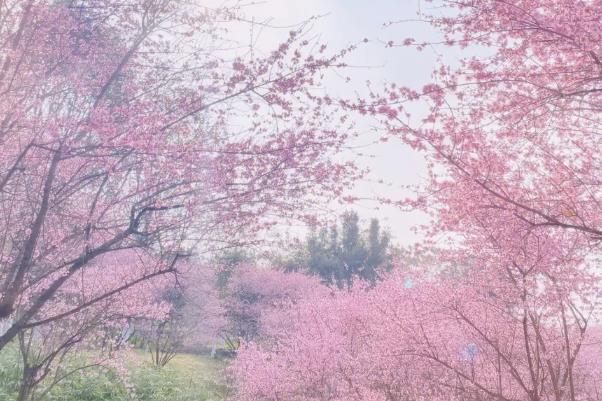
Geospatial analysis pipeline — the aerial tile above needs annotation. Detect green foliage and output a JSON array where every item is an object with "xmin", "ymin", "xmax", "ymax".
[
  {"xmin": 288, "ymin": 211, "xmax": 393, "ymax": 288},
  {"xmin": 214, "ymin": 248, "xmax": 254, "ymax": 293},
  {"xmin": 0, "ymin": 348, "xmax": 226, "ymax": 401},
  {"xmin": 46, "ymin": 369, "xmax": 129, "ymax": 401},
  {"xmin": 0, "ymin": 344, "xmax": 20, "ymax": 400},
  {"xmin": 130, "ymin": 356, "xmax": 227, "ymax": 401}
]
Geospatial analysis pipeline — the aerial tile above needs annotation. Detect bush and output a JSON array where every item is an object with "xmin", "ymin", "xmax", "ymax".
[{"xmin": 47, "ymin": 369, "xmax": 129, "ymax": 401}]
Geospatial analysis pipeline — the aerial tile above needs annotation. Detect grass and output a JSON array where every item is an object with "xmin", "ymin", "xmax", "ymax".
[
  {"xmin": 0, "ymin": 346, "xmax": 228, "ymax": 401},
  {"xmin": 129, "ymin": 351, "xmax": 228, "ymax": 401},
  {"xmin": 0, "ymin": 345, "xmax": 21, "ymax": 400}
]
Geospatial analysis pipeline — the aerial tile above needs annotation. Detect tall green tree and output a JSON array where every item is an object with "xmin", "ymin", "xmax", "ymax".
[{"xmin": 291, "ymin": 212, "xmax": 392, "ymax": 289}]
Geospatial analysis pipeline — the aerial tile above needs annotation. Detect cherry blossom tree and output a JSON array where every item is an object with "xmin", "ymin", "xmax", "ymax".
[
  {"xmin": 137, "ymin": 261, "xmax": 226, "ymax": 366},
  {"xmin": 0, "ymin": 0, "xmax": 357, "ymax": 354},
  {"xmin": 222, "ymin": 265, "xmax": 326, "ymax": 348},
  {"xmin": 260, "ymin": 2, "xmax": 602, "ymax": 400},
  {"xmin": 368, "ymin": 0, "xmax": 602, "ymax": 253},
  {"xmin": 232, "ymin": 252, "xmax": 602, "ymax": 401},
  {"xmin": 231, "ymin": 2, "xmax": 602, "ymax": 400},
  {"xmin": 13, "ymin": 249, "xmax": 173, "ymax": 401}
]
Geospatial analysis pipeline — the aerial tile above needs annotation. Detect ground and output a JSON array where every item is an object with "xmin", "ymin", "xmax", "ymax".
[{"xmin": 0, "ymin": 345, "xmax": 228, "ymax": 401}]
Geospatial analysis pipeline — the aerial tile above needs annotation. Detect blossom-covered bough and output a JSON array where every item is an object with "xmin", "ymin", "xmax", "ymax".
[
  {"xmin": 13, "ymin": 250, "xmax": 174, "ymax": 401},
  {"xmin": 0, "ymin": 0, "xmax": 358, "ymax": 395},
  {"xmin": 0, "ymin": 0, "xmax": 354, "ymax": 343},
  {"xmin": 233, "ymin": 258, "xmax": 602, "ymax": 401},
  {"xmin": 232, "ymin": 1, "xmax": 602, "ymax": 401}
]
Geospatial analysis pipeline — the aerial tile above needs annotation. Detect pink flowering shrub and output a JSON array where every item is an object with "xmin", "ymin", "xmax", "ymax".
[
  {"xmin": 232, "ymin": 261, "xmax": 602, "ymax": 401},
  {"xmin": 223, "ymin": 265, "xmax": 328, "ymax": 344}
]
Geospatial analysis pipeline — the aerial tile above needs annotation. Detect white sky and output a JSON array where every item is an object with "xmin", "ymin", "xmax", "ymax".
[{"xmin": 222, "ymin": 1, "xmax": 456, "ymax": 246}]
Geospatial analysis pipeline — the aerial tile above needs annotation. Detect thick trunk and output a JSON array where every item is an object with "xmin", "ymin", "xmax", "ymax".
[{"xmin": 16, "ymin": 367, "xmax": 36, "ymax": 401}]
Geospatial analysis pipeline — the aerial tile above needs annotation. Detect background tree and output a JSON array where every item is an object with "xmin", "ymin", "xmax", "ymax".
[
  {"xmin": 214, "ymin": 249, "xmax": 255, "ymax": 296},
  {"xmin": 286, "ymin": 211, "xmax": 392, "ymax": 288},
  {"xmin": 221, "ymin": 265, "xmax": 324, "ymax": 347},
  {"xmin": 137, "ymin": 262, "xmax": 226, "ymax": 367}
]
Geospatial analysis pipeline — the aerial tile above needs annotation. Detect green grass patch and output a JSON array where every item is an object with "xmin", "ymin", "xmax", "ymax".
[
  {"xmin": 0, "ymin": 347, "xmax": 228, "ymax": 401},
  {"xmin": 129, "ymin": 351, "xmax": 227, "ymax": 401}
]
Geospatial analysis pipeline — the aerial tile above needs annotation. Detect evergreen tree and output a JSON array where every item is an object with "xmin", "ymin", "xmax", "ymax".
[{"xmin": 296, "ymin": 212, "xmax": 392, "ymax": 288}]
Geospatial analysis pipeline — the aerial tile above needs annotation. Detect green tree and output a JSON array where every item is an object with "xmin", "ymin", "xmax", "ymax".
[
  {"xmin": 214, "ymin": 249, "xmax": 254, "ymax": 294},
  {"xmin": 291, "ymin": 212, "xmax": 392, "ymax": 289}
]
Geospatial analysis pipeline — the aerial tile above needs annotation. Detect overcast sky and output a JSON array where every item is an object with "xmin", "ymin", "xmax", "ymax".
[{"xmin": 223, "ymin": 1, "xmax": 457, "ymax": 246}]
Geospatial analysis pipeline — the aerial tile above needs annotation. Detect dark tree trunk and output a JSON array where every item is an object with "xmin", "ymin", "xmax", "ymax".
[{"xmin": 17, "ymin": 366, "xmax": 37, "ymax": 401}]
